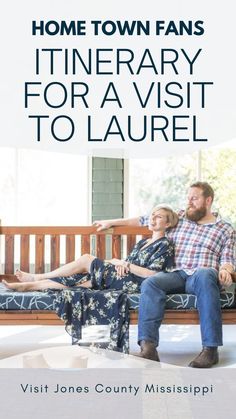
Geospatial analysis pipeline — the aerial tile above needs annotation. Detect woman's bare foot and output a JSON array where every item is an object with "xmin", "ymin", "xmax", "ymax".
[
  {"xmin": 2, "ymin": 279, "xmax": 33, "ymax": 292},
  {"xmin": 15, "ymin": 269, "xmax": 35, "ymax": 282}
]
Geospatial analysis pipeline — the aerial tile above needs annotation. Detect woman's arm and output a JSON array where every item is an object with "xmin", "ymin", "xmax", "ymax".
[
  {"xmin": 108, "ymin": 239, "xmax": 175, "ymax": 278},
  {"xmin": 125, "ymin": 262, "xmax": 157, "ymax": 278},
  {"xmin": 108, "ymin": 259, "xmax": 157, "ymax": 278}
]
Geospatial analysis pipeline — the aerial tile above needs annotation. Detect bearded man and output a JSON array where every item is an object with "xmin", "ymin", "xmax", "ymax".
[{"xmin": 95, "ymin": 182, "xmax": 236, "ymax": 368}]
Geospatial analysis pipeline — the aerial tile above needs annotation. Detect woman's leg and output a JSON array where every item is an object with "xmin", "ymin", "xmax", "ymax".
[
  {"xmin": 16, "ymin": 254, "xmax": 96, "ymax": 282},
  {"xmin": 2, "ymin": 279, "xmax": 67, "ymax": 292},
  {"xmin": 2, "ymin": 278, "xmax": 93, "ymax": 292}
]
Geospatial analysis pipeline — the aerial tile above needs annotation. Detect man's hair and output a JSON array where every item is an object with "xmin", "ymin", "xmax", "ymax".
[{"xmin": 190, "ymin": 181, "xmax": 214, "ymax": 201}]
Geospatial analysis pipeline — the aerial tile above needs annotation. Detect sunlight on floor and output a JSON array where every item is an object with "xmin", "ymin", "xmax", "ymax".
[{"xmin": 0, "ymin": 324, "xmax": 236, "ymax": 367}]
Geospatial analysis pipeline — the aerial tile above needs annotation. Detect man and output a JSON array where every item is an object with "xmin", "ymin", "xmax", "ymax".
[{"xmin": 95, "ymin": 182, "xmax": 236, "ymax": 368}]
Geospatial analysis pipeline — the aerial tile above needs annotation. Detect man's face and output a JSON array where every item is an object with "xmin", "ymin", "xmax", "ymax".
[{"xmin": 186, "ymin": 187, "xmax": 208, "ymax": 221}]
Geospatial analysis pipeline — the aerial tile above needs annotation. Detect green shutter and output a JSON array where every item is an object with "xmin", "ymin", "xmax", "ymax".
[{"xmin": 92, "ymin": 157, "xmax": 124, "ymax": 222}]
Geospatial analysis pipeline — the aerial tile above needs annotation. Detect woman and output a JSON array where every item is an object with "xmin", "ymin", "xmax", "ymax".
[
  {"xmin": 3, "ymin": 205, "xmax": 178, "ymax": 293},
  {"xmin": 3, "ymin": 205, "xmax": 178, "ymax": 353}
]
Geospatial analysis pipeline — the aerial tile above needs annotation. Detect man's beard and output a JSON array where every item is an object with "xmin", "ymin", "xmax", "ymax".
[{"xmin": 186, "ymin": 206, "xmax": 207, "ymax": 222}]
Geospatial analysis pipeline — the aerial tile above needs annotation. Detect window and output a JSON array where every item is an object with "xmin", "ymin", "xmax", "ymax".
[
  {"xmin": 128, "ymin": 152, "xmax": 198, "ymax": 216},
  {"xmin": 0, "ymin": 148, "xmax": 90, "ymax": 225},
  {"xmin": 128, "ymin": 141, "xmax": 236, "ymax": 228},
  {"xmin": 201, "ymin": 140, "xmax": 236, "ymax": 227}
]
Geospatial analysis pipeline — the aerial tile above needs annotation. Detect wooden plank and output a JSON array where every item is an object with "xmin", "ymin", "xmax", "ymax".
[
  {"xmin": 222, "ymin": 311, "xmax": 236, "ymax": 320},
  {"xmin": 0, "ymin": 310, "xmax": 61, "ymax": 325},
  {"xmin": 20, "ymin": 235, "xmax": 30, "ymax": 272},
  {"xmin": 96, "ymin": 235, "xmax": 106, "ymax": 259},
  {"xmin": 130, "ymin": 309, "xmax": 236, "ymax": 325},
  {"xmin": 127, "ymin": 235, "xmax": 136, "ymax": 254},
  {"xmin": 0, "ymin": 311, "xmax": 46, "ymax": 319},
  {"xmin": 0, "ymin": 274, "xmax": 17, "ymax": 281},
  {"xmin": 163, "ymin": 310, "xmax": 199, "ymax": 324},
  {"xmin": 1, "ymin": 309, "xmax": 236, "ymax": 326},
  {"xmin": 0, "ymin": 321, "xmax": 62, "ymax": 325},
  {"xmin": 81, "ymin": 234, "xmax": 91, "ymax": 254},
  {"xmin": 0, "ymin": 311, "xmax": 63, "ymax": 324},
  {"xmin": 112, "ymin": 235, "xmax": 121, "ymax": 259},
  {"xmin": 5, "ymin": 235, "xmax": 14, "ymax": 274},
  {"xmin": 0, "ymin": 226, "xmax": 150, "ymax": 235},
  {"xmin": 111, "ymin": 226, "xmax": 150, "ymax": 235},
  {"xmin": 35, "ymin": 235, "xmax": 45, "ymax": 273},
  {"xmin": 50, "ymin": 235, "xmax": 60, "ymax": 270},
  {"xmin": 0, "ymin": 321, "xmax": 63, "ymax": 325},
  {"xmin": 66, "ymin": 235, "xmax": 75, "ymax": 263}
]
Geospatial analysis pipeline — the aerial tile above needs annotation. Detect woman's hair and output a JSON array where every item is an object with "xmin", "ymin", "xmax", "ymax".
[{"xmin": 151, "ymin": 204, "xmax": 179, "ymax": 229}]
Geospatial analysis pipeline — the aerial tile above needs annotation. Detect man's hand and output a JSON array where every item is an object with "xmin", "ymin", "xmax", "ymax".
[
  {"xmin": 219, "ymin": 269, "xmax": 233, "ymax": 287},
  {"xmin": 93, "ymin": 220, "xmax": 112, "ymax": 231}
]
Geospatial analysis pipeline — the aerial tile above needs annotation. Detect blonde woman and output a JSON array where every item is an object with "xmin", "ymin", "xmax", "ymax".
[{"xmin": 3, "ymin": 205, "xmax": 178, "ymax": 293}]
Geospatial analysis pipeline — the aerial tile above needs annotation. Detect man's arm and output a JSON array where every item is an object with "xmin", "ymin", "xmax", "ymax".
[
  {"xmin": 93, "ymin": 217, "xmax": 141, "ymax": 231},
  {"xmin": 219, "ymin": 228, "xmax": 236, "ymax": 286}
]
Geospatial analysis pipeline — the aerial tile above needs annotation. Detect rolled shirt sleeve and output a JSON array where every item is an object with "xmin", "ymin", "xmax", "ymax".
[
  {"xmin": 219, "ymin": 229, "xmax": 236, "ymax": 269},
  {"xmin": 139, "ymin": 214, "xmax": 149, "ymax": 226}
]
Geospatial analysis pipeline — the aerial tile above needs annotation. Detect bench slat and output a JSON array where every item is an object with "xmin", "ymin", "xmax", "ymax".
[
  {"xmin": 5, "ymin": 235, "xmax": 14, "ymax": 274},
  {"xmin": 20, "ymin": 235, "xmax": 30, "ymax": 272},
  {"xmin": 35, "ymin": 235, "xmax": 45, "ymax": 273},
  {"xmin": 112, "ymin": 235, "xmax": 121, "ymax": 259},
  {"xmin": 50, "ymin": 235, "xmax": 60, "ymax": 270},
  {"xmin": 81, "ymin": 234, "xmax": 90, "ymax": 254},
  {"xmin": 96, "ymin": 235, "xmax": 106, "ymax": 259},
  {"xmin": 127, "ymin": 235, "xmax": 136, "ymax": 254},
  {"xmin": 66, "ymin": 235, "xmax": 75, "ymax": 263}
]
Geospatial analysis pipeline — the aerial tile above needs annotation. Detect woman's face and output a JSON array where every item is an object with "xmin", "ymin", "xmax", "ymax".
[{"xmin": 148, "ymin": 208, "xmax": 170, "ymax": 232}]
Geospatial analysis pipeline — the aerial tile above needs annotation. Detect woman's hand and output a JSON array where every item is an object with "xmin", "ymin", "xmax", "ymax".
[
  {"xmin": 107, "ymin": 258, "xmax": 123, "ymax": 266},
  {"xmin": 115, "ymin": 265, "xmax": 128, "ymax": 277},
  {"xmin": 107, "ymin": 259, "xmax": 129, "ymax": 277}
]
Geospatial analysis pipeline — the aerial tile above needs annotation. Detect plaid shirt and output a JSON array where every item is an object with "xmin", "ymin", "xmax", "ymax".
[{"xmin": 140, "ymin": 210, "xmax": 236, "ymax": 274}]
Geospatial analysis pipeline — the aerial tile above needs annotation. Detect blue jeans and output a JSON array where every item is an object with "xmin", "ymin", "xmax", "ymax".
[{"xmin": 138, "ymin": 268, "xmax": 222, "ymax": 347}]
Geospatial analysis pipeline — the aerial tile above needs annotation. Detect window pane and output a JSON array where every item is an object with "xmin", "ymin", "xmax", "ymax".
[
  {"xmin": 201, "ymin": 140, "xmax": 236, "ymax": 227},
  {"xmin": 0, "ymin": 148, "xmax": 89, "ymax": 225},
  {"xmin": 0, "ymin": 148, "xmax": 16, "ymax": 224},
  {"xmin": 128, "ymin": 153, "xmax": 198, "ymax": 216}
]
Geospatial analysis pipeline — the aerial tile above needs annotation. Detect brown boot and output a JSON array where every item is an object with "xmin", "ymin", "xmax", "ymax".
[
  {"xmin": 136, "ymin": 340, "xmax": 160, "ymax": 362},
  {"xmin": 188, "ymin": 347, "xmax": 219, "ymax": 368}
]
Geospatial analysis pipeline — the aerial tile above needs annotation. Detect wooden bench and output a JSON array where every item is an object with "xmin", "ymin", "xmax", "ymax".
[{"xmin": 0, "ymin": 225, "xmax": 236, "ymax": 326}]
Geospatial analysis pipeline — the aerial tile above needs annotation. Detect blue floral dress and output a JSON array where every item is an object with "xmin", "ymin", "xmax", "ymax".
[
  {"xmin": 52, "ymin": 237, "xmax": 174, "ymax": 292},
  {"xmin": 49, "ymin": 237, "xmax": 174, "ymax": 352}
]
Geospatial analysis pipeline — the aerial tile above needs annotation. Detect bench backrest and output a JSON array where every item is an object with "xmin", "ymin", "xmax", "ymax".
[{"xmin": 0, "ymin": 226, "xmax": 151, "ymax": 280}]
